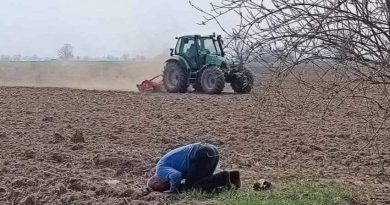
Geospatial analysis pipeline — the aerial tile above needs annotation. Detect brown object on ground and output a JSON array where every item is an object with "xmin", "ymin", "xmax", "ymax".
[
  {"xmin": 42, "ymin": 116, "xmax": 54, "ymax": 122},
  {"xmin": 51, "ymin": 133, "xmax": 65, "ymax": 144},
  {"xmin": 253, "ymin": 179, "xmax": 272, "ymax": 191},
  {"xmin": 23, "ymin": 150, "xmax": 35, "ymax": 159},
  {"xmin": 71, "ymin": 130, "xmax": 85, "ymax": 143},
  {"xmin": 11, "ymin": 177, "xmax": 28, "ymax": 188},
  {"xmin": 20, "ymin": 195, "xmax": 35, "ymax": 205},
  {"xmin": 55, "ymin": 183, "xmax": 67, "ymax": 195}
]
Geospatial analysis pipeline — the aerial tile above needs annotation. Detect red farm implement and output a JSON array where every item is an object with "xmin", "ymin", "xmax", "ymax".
[{"xmin": 136, "ymin": 74, "xmax": 164, "ymax": 92}]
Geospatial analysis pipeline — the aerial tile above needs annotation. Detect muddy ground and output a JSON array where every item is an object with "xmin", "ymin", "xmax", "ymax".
[{"xmin": 0, "ymin": 86, "xmax": 389, "ymax": 204}]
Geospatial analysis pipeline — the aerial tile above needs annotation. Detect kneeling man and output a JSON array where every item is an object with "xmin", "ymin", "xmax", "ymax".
[{"xmin": 147, "ymin": 142, "xmax": 240, "ymax": 193}]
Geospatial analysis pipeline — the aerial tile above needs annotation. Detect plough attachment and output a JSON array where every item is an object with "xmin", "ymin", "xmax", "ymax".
[{"xmin": 136, "ymin": 74, "xmax": 164, "ymax": 92}]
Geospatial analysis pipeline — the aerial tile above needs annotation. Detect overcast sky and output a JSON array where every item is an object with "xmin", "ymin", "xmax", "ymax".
[{"xmin": 0, "ymin": 0, "xmax": 238, "ymax": 58}]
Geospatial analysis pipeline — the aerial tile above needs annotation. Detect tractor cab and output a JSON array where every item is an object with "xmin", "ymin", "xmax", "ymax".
[{"xmin": 171, "ymin": 34, "xmax": 226, "ymax": 71}]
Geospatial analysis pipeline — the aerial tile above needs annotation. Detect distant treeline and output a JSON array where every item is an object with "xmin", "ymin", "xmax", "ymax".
[{"xmin": 0, "ymin": 54, "xmax": 147, "ymax": 62}]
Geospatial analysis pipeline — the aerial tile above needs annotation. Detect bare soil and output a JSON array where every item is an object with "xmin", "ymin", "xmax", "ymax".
[
  {"xmin": 0, "ymin": 86, "xmax": 389, "ymax": 204},
  {"xmin": 0, "ymin": 61, "xmax": 163, "ymax": 91}
]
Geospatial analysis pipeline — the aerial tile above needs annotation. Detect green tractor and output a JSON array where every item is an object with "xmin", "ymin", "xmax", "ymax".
[{"xmin": 163, "ymin": 34, "xmax": 254, "ymax": 94}]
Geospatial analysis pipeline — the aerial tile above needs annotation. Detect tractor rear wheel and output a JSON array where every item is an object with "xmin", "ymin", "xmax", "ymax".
[
  {"xmin": 163, "ymin": 61, "xmax": 188, "ymax": 93},
  {"xmin": 231, "ymin": 69, "xmax": 254, "ymax": 94},
  {"xmin": 201, "ymin": 66, "xmax": 225, "ymax": 94}
]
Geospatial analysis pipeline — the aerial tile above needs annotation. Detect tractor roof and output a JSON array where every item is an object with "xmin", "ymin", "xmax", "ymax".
[{"xmin": 177, "ymin": 34, "xmax": 216, "ymax": 39}]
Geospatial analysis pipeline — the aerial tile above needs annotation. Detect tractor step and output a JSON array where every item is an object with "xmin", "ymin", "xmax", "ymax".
[{"xmin": 188, "ymin": 72, "xmax": 198, "ymax": 84}]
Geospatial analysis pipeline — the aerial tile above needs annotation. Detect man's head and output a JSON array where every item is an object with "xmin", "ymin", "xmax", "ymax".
[{"xmin": 147, "ymin": 175, "xmax": 170, "ymax": 192}]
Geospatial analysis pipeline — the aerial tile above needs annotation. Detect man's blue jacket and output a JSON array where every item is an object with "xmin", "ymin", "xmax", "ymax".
[{"xmin": 156, "ymin": 143, "xmax": 201, "ymax": 191}]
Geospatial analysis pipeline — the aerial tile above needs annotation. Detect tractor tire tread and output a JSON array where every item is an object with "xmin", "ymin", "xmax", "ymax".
[
  {"xmin": 231, "ymin": 69, "xmax": 254, "ymax": 94},
  {"xmin": 163, "ymin": 61, "xmax": 188, "ymax": 93},
  {"xmin": 201, "ymin": 66, "xmax": 225, "ymax": 94}
]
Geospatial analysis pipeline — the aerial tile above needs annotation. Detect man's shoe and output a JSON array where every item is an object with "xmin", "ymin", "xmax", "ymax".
[{"xmin": 229, "ymin": 170, "xmax": 241, "ymax": 189}]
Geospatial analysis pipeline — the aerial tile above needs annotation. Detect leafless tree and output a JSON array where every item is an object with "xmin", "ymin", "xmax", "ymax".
[
  {"xmin": 58, "ymin": 43, "xmax": 74, "ymax": 60},
  {"xmin": 191, "ymin": 0, "xmax": 390, "ymax": 175}
]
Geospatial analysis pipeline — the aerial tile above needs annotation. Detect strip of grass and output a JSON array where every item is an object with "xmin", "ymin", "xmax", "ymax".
[{"xmin": 178, "ymin": 180, "xmax": 357, "ymax": 205}]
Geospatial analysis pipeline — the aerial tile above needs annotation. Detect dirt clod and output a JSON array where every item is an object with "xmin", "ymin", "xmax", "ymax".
[
  {"xmin": 11, "ymin": 177, "xmax": 28, "ymax": 188},
  {"xmin": 1, "ymin": 166, "xmax": 9, "ymax": 173},
  {"xmin": 71, "ymin": 144, "xmax": 84, "ymax": 150},
  {"xmin": 329, "ymin": 148, "xmax": 339, "ymax": 152},
  {"xmin": 24, "ymin": 150, "xmax": 35, "ymax": 159},
  {"xmin": 52, "ymin": 133, "xmax": 65, "ymax": 144},
  {"xmin": 71, "ymin": 130, "xmax": 85, "ymax": 143},
  {"xmin": 20, "ymin": 195, "xmax": 35, "ymax": 205},
  {"xmin": 7, "ymin": 189, "xmax": 21, "ymax": 203},
  {"xmin": 95, "ymin": 186, "xmax": 107, "ymax": 196},
  {"xmin": 56, "ymin": 183, "xmax": 67, "ymax": 195},
  {"xmin": 336, "ymin": 134, "xmax": 351, "ymax": 139},
  {"xmin": 130, "ymin": 200, "xmax": 152, "ymax": 205},
  {"xmin": 42, "ymin": 116, "xmax": 54, "ymax": 122},
  {"xmin": 342, "ymin": 158, "xmax": 353, "ymax": 166},
  {"xmin": 26, "ymin": 180, "xmax": 37, "ymax": 186},
  {"xmin": 309, "ymin": 144, "xmax": 323, "ymax": 151},
  {"xmin": 67, "ymin": 178, "xmax": 87, "ymax": 191},
  {"xmin": 0, "ymin": 133, "xmax": 6, "ymax": 138},
  {"xmin": 296, "ymin": 145, "xmax": 312, "ymax": 154},
  {"xmin": 119, "ymin": 188, "xmax": 135, "ymax": 197},
  {"xmin": 51, "ymin": 152, "xmax": 66, "ymax": 163},
  {"xmin": 313, "ymin": 154, "xmax": 324, "ymax": 161},
  {"xmin": 173, "ymin": 114, "xmax": 182, "ymax": 119}
]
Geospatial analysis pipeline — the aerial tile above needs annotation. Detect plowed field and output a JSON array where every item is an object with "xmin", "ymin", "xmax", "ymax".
[{"xmin": 0, "ymin": 86, "xmax": 389, "ymax": 204}]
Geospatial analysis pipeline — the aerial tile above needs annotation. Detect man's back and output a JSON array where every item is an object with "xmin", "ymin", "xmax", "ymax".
[{"xmin": 156, "ymin": 143, "xmax": 201, "ymax": 178}]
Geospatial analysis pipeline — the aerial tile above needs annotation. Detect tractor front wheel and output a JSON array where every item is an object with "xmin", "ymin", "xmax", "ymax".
[
  {"xmin": 231, "ymin": 69, "xmax": 254, "ymax": 94},
  {"xmin": 201, "ymin": 66, "xmax": 225, "ymax": 94},
  {"xmin": 163, "ymin": 61, "xmax": 188, "ymax": 93}
]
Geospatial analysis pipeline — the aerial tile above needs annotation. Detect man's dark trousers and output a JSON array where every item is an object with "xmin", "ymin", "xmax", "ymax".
[{"xmin": 183, "ymin": 143, "xmax": 231, "ymax": 192}]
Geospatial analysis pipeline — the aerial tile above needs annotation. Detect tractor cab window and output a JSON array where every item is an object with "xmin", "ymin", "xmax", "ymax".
[
  {"xmin": 176, "ymin": 38, "xmax": 197, "ymax": 55},
  {"xmin": 200, "ymin": 38, "xmax": 218, "ymax": 55},
  {"xmin": 175, "ymin": 38, "xmax": 182, "ymax": 54},
  {"xmin": 215, "ymin": 41, "xmax": 222, "ymax": 55},
  {"xmin": 178, "ymin": 38, "xmax": 198, "ymax": 68},
  {"xmin": 182, "ymin": 39, "xmax": 196, "ymax": 55}
]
